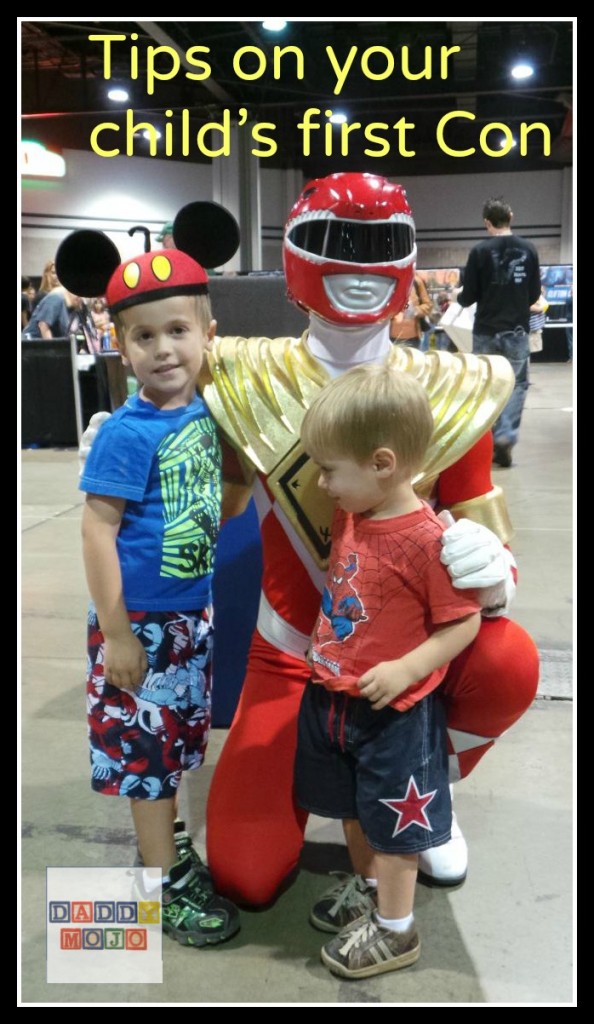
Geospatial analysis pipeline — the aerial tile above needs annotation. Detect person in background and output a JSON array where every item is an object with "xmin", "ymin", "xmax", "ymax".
[
  {"xmin": 21, "ymin": 277, "xmax": 34, "ymax": 329},
  {"xmin": 457, "ymin": 197, "xmax": 541, "ymax": 469},
  {"xmin": 297, "ymin": 364, "xmax": 481, "ymax": 979},
  {"xmin": 157, "ymin": 222, "xmax": 175, "ymax": 250},
  {"xmin": 418, "ymin": 290, "xmax": 440, "ymax": 352},
  {"xmin": 444, "ymin": 270, "xmax": 460, "ymax": 298},
  {"xmin": 389, "ymin": 273, "xmax": 432, "ymax": 349},
  {"xmin": 90, "ymin": 297, "xmax": 111, "ymax": 334},
  {"xmin": 432, "ymin": 291, "xmax": 454, "ymax": 351},
  {"xmin": 528, "ymin": 292, "xmax": 549, "ymax": 355},
  {"xmin": 22, "ymin": 285, "xmax": 82, "ymax": 340},
  {"xmin": 69, "ymin": 299, "xmax": 102, "ymax": 354},
  {"xmin": 31, "ymin": 259, "xmax": 59, "ymax": 311}
]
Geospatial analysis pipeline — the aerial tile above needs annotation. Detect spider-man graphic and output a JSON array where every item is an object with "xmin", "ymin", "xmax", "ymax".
[{"xmin": 318, "ymin": 552, "xmax": 367, "ymax": 646}]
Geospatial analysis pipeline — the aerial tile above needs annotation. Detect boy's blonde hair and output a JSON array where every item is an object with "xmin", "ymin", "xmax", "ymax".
[
  {"xmin": 113, "ymin": 294, "xmax": 213, "ymax": 348},
  {"xmin": 301, "ymin": 363, "xmax": 434, "ymax": 474}
]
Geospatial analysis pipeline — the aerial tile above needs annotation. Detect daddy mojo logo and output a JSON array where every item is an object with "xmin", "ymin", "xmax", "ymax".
[
  {"xmin": 49, "ymin": 899, "xmax": 160, "ymax": 951},
  {"xmin": 46, "ymin": 868, "xmax": 163, "ymax": 983}
]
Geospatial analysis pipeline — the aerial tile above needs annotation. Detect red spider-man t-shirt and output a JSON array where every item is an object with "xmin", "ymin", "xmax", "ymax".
[{"xmin": 310, "ymin": 502, "xmax": 480, "ymax": 711}]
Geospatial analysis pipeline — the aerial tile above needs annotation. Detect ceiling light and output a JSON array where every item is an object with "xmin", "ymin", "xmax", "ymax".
[
  {"xmin": 107, "ymin": 87, "xmax": 129, "ymax": 102},
  {"xmin": 511, "ymin": 62, "xmax": 534, "ymax": 80},
  {"xmin": 140, "ymin": 130, "xmax": 161, "ymax": 140},
  {"xmin": 262, "ymin": 19, "xmax": 287, "ymax": 32},
  {"xmin": 329, "ymin": 112, "xmax": 347, "ymax": 125}
]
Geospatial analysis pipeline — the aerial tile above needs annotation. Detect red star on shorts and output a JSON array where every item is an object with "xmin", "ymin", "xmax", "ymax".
[{"xmin": 380, "ymin": 776, "xmax": 437, "ymax": 837}]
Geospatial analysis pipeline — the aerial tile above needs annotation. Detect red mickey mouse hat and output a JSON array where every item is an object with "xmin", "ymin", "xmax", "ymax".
[
  {"xmin": 55, "ymin": 202, "xmax": 240, "ymax": 313},
  {"xmin": 105, "ymin": 249, "xmax": 209, "ymax": 315}
]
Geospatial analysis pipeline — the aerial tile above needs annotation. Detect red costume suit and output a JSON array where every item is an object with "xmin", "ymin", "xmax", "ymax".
[{"xmin": 203, "ymin": 173, "xmax": 539, "ymax": 906}]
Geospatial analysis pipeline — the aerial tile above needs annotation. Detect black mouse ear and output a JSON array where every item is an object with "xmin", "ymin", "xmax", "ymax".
[
  {"xmin": 55, "ymin": 231, "xmax": 121, "ymax": 297},
  {"xmin": 173, "ymin": 202, "xmax": 240, "ymax": 269}
]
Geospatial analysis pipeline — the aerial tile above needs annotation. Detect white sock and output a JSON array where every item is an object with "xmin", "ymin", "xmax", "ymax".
[
  {"xmin": 375, "ymin": 910, "xmax": 414, "ymax": 933},
  {"xmin": 364, "ymin": 877, "xmax": 378, "ymax": 888},
  {"xmin": 142, "ymin": 870, "xmax": 166, "ymax": 893}
]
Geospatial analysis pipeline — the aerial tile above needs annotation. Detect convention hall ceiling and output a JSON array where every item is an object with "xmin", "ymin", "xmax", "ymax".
[{"xmin": 21, "ymin": 19, "xmax": 573, "ymax": 179}]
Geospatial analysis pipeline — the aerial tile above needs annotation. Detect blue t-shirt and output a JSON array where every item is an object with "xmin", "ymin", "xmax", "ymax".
[{"xmin": 80, "ymin": 393, "xmax": 222, "ymax": 612}]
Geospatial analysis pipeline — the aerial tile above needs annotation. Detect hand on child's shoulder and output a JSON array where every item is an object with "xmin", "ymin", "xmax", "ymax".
[{"xmin": 79, "ymin": 411, "xmax": 112, "ymax": 474}]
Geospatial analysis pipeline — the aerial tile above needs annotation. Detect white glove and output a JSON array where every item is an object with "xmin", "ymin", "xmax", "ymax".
[
  {"xmin": 79, "ymin": 411, "xmax": 111, "ymax": 475},
  {"xmin": 438, "ymin": 514, "xmax": 516, "ymax": 616}
]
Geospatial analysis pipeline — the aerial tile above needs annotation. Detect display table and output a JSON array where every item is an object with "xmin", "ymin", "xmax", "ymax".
[
  {"xmin": 21, "ymin": 337, "xmax": 82, "ymax": 447},
  {"xmin": 21, "ymin": 340, "xmax": 129, "ymax": 448}
]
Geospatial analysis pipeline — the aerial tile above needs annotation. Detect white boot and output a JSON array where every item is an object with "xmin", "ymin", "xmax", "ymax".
[{"xmin": 417, "ymin": 810, "xmax": 468, "ymax": 888}]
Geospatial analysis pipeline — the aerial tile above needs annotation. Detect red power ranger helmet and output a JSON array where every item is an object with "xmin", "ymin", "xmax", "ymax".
[{"xmin": 283, "ymin": 172, "xmax": 416, "ymax": 326}]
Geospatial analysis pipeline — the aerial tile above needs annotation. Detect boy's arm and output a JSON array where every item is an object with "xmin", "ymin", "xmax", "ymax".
[
  {"xmin": 357, "ymin": 611, "xmax": 481, "ymax": 711},
  {"xmin": 82, "ymin": 494, "xmax": 147, "ymax": 692}
]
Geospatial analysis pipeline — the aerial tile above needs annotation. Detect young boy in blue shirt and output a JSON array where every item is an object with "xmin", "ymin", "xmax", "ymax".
[{"xmin": 64, "ymin": 227, "xmax": 241, "ymax": 948}]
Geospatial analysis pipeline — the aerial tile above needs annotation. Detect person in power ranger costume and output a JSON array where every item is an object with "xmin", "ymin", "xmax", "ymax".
[{"xmin": 202, "ymin": 173, "xmax": 540, "ymax": 906}]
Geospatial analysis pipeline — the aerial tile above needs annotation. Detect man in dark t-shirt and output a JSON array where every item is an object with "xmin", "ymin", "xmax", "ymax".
[{"xmin": 458, "ymin": 197, "xmax": 541, "ymax": 467}]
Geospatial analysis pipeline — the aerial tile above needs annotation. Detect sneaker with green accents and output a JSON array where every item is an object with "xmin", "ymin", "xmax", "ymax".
[
  {"xmin": 310, "ymin": 872, "xmax": 378, "ymax": 933},
  {"xmin": 161, "ymin": 858, "xmax": 240, "ymax": 947},
  {"xmin": 135, "ymin": 819, "xmax": 214, "ymax": 893},
  {"xmin": 172, "ymin": 820, "xmax": 214, "ymax": 892}
]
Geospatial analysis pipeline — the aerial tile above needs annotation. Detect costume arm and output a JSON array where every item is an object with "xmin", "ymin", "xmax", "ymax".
[
  {"xmin": 81, "ymin": 494, "xmax": 147, "ymax": 690},
  {"xmin": 439, "ymin": 518, "xmax": 517, "ymax": 616},
  {"xmin": 79, "ymin": 411, "xmax": 112, "ymax": 474},
  {"xmin": 436, "ymin": 434, "xmax": 517, "ymax": 615}
]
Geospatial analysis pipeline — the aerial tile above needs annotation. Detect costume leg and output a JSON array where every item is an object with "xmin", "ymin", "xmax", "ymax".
[
  {"xmin": 418, "ymin": 617, "xmax": 539, "ymax": 885},
  {"xmin": 442, "ymin": 617, "xmax": 540, "ymax": 780},
  {"xmin": 206, "ymin": 631, "xmax": 309, "ymax": 906}
]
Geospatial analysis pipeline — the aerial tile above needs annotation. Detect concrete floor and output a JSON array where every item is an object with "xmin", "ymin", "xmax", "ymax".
[{"xmin": 20, "ymin": 362, "xmax": 575, "ymax": 1006}]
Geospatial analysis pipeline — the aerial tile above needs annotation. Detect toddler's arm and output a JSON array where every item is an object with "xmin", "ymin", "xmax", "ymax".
[{"xmin": 357, "ymin": 611, "xmax": 481, "ymax": 711}]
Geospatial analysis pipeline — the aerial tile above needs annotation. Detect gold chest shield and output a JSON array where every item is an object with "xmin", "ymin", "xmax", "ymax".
[{"xmin": 201, "ymin": 334, "xmax": 514, "ymax": 568}]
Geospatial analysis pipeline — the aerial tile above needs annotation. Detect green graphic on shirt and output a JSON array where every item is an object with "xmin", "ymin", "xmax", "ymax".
[{"xmin": 157, "ymin": 418, "xmax": 222, "ymax": 579}]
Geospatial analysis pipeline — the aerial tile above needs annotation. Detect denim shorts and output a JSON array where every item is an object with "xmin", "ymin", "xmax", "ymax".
[
  {"xmin": 294, "ymin": 683, "xmax": 451, "ymax": 854},
  {"xmin": 87, "ymin": 607, "xmax": 213, "ymax": 800}
]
